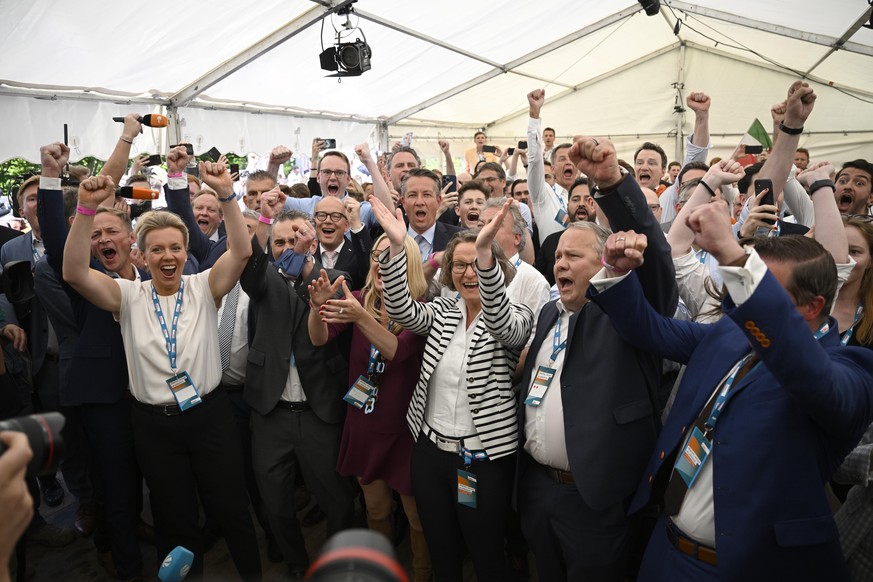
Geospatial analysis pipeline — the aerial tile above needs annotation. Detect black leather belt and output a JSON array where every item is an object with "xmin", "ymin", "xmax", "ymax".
[
  {"xmin": 276, "ymin": 400, "xmax": 311, "ymax": 413},
  {"xmin": 44, "ymin": 353, "xmax": 60, "ymax": 362},
  {"xmin": 666, "ymin": 519, "xmax": 717, "ymax": 566},
  {"xmin": 134, "ymin": 387, "xmax": 219, "ymax": 416}
]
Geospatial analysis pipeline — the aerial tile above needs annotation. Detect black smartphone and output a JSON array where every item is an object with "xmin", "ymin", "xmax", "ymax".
[
  {"xmin": 755, "ymin": 178, "xmax": 776, "ymax": 225},
  {"xmin": 322, "ymin": 138, "xmax": 337, "ymax": 150},
  {"xmin": 230, "ymin": 163, "xmax": 240, "ymax": 181},
  {"xmin": 507, "ymin": 147, "xmax": 515, "ymax": 156},
  {"xmin": 482, "ymin": 145, "xmax": 497, "ymax": 154},
  {"xmin": 441, "ymin": 175, "xmax": 457, "ymax": 193},
  {"xmin": 207, "ymin": 147, "xmax": 222, "ymax": 162},
  {"xmin": 170, "ymin": 143, "xmax": 195, "ymax": 156},
  {"xmin": 146, "ymin": 154, "xmax": 163, "ymax": 167},
  {"xmin": 745, "ymin": 145, "xmax": 763, "ymax": 154},
  {"xmin": 518, "ymin": 140, "xmax": 528, "ymax": 149}
]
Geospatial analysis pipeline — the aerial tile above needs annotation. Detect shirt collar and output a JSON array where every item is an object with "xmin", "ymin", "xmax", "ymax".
[{"xmin": 408, "ymin": 222, "xmax": 436, "ymax": 245}]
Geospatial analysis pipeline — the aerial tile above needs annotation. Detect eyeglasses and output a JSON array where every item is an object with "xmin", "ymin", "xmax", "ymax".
[
  {"xmin": 319, "ymin": 169, "xmax": 348, "ymax": 178},
  {"xmin": 451, "ymin": 260, "xmax": 476, "ymax": 274},
  {"xmin": 842, "ymin": 213, "xmax": 873, "ymax": 223},
  {"xmin": 370, "ymin": 249, "xmax": 387, "ymax": 261},
  {"xmin": 314, "ymin": 211, "xmax": 347, "ymax": 222}
]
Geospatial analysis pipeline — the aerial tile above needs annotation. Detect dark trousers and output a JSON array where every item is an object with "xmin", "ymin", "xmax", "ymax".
[
  {"xmin": 411, "ymin": 436, "xmax": 515, "ymax": 582},
  {"xmin": 132, "ymin": 388, "xmax": 261, "ymax": 581},
  {"xmin": 225, "ymin": 386, "xmax": 273, "ymax": 539},
  {"xmin": 518, "ymin": 457, "xmax": 630, "ymax": 582},
  {"xmin": 80, "ymin": 398, "xmax": 142, "ymax": 578},
  {"xmin": 637, "ymin": 514, "xmax": 717, "ymax": 581},
  {"xmin": 251, "ymin": 406, "xmax": 355, "ymax": 570}
]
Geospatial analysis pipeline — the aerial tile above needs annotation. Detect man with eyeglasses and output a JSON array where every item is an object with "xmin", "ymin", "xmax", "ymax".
[
  {"xmin": 284, "ymin": 150, "xmax": 393, "ymax": 233},
  {"xmin": 313, "ymin": 196, "xmax": 372, "ymax": 290}
]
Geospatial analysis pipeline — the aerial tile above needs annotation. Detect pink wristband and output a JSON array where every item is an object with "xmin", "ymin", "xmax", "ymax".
[
  {"xmin": 167, "ymin": 172, "xmax": 183, "ymax": 178},
  {"xmin": 76, "ymin": 204, "xmax": 97, "ymax": 216},
  {"xmin": 600, "ymin": 255, "xmax": 628, "ymax": 274},
  {"xmin": 258, "ymin": 214, "xmax": 274, "ymax": 225},
  {"xmin": 427, "ymin": 253, "xmax": 440, "ymax": 270}
]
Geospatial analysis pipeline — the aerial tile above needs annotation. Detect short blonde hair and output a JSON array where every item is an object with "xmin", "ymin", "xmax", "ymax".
[{"xmin": 134, "ymin": 210, "xmax": 189, "ymax": 251}]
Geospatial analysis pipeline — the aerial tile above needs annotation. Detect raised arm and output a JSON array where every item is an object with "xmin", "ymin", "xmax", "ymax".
[
  {"xmin": 667, "ymin": 159, "xmax": 745, "ymax": 257},
  {"xmin": 798, "ymin": 161, "xmax": 847, "ymax": 263},
  {"xmin": 687, "ymin": 92, "xmax": 711, "ymax": 149},
  {"xmin": 757, "ymin": 82, "xmax": 816, "ymax": 202},
  {"xmin": 440, "ymin": 140, "xmax": 456, "ymax": 177},
  {"xmin": 37, "ymin": 143, "xmax": 72, "ymax": 271},
  {"xmin": 265, "ymin": 145, "xmax": 293, "ymax": 180},
  {"xmin": 202, "ymin": 162, "xmax": 252, "ymax": 301},
  {"xmin": 163, "ymin": 146, "xmax": 214, "ymax": 264},
  {"xmin": 356, "ymin": 144, "xmax": 394, "ymax": 211},
  {"xmin": 307, "ymin": 269, "xmax": 344, "ymax": 347},
  {"xmin": 100, "ymin": 114, "xmax": 143, "ymax": 188},
  {"xmin": 63, "ymin": 176, "xmax": 122, "ymax": 312}
]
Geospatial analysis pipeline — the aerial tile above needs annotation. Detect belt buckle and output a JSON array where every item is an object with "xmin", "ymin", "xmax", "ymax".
[
  {"xmin": 162, "ymin": 404, "xmax": 182, "ymax": 416},
  {"xmin": 435, "ymin": 436, "xmax": 460, "ymax": 453}
]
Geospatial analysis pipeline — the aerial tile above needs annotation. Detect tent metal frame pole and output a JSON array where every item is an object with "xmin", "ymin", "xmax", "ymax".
[
  {"xmin": 675, "ymin": 43, "xmax": 687, "ymax": 164},
  {"xmin": 666, "ymin": 0, "xmax": 873, "ymax": 58},
  {"xmin": 169, "ymin": 0, "xmax": 358, "ymax": 108},
  {"xmin": 354, "ymin": 10, "xmax": 573, "ymax": 90},
  {"xmin": 805, "ymin": 6, "xmax": 873, "ymax": 76},
  {"xmin": 383, "ymin": 5, "xmax": 641, "ymax": 125}
]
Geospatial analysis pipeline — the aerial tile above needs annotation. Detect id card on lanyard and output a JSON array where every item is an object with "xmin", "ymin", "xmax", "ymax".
[
  {"xmin": 152, "ymin": 279, "xmax": 202, "ymax": 411},
  {"xmin": 525, "ymin": 319, "xmax": 566, "ymax": 407}
]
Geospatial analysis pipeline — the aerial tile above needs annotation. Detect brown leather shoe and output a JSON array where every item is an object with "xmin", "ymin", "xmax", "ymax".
[{"xmin": 75, "ymin": 502, "xmax": 96, "ymax": 537}]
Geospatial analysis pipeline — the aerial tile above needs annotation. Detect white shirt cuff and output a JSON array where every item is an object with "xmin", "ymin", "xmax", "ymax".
[
  {"xmin": 718, "ymin": 248, "xmax": 766, "ymax": 305},
  {"xmin": 39, "ymin": 177, "xmax": 62, "ymax": 190},
  {"xmin": 590, "ymin": 267, "xmax": 631, "ymax": 292}
]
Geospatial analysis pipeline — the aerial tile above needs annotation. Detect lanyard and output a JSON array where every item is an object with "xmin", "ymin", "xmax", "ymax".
[
  {"xmin": 705, "ymin": 320, "xmax": 830, "ymax": 435},
  {"xmin": 514, "ymin": 256, "xmax": 522, "ymax": 268},
  {"xmin": 366, "ymin": 344, "xmax": 386, "ymax": 379},
  {"xmin": 550, "ymin": 318, "xmax": 567, "ymax": 363},
  {"xmin": 151, "ymin": 278, "xmax": 185, "ymax": 373},
  {"xmin": 841, "ymin": 304, "xmax": 864, "ymax": 347}
]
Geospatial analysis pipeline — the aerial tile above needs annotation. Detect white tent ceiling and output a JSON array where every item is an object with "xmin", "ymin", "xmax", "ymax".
[{"xmin": 1, "ymin": 0, "xmax": 872, "ymax": 167}]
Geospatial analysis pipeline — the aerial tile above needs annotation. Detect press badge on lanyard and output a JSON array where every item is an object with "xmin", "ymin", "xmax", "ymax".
[
  {"xmin": 525, "ymin": 320, "xmax": 566, "ymax": 407},
  {"xmin": 152, "ymin": 279, "xmax": 202, "ymax": 411},
  {"xmin": 343, "ymin": 344, "xmax": 384, "ymax": 413}
]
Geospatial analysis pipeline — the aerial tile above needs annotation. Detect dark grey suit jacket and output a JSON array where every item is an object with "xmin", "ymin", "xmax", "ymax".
[{"xmin": 241, "ymin": 236, "xmax": 350, "ymax": 423}]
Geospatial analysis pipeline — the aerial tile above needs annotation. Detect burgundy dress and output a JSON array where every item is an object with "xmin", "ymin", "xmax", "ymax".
[{"xmin": 328, "ymin": 291, "xmax": 426, "ymax": 495}]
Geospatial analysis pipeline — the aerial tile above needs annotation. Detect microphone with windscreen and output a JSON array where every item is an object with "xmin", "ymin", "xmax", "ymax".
[
  {"xmin": 112, "ymin": 114, "xmax": 169, "ymax": 127},
  {"xmin": 158, "ymin": 546, "xmax": 194, "ymax": 582},
  {"xmin": 116, "ymin": 186, "xmax": 160, "ymax": 200}
]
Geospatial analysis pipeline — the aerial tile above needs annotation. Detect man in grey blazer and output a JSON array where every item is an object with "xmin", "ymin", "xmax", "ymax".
[
  {"xmin": 240, "ymin": 192, "xmax": 355, "ymax": 578},
  {"xmin": 835, "ymin": 422, "xmax": 873, "ymax": 579}
]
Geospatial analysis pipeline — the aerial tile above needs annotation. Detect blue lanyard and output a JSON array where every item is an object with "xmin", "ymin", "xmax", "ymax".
[
  {"xmin": 841, "ymin": 304, "xmax": 864, "ymax": 347},
  {"xmin": 514, "ymin": 256, "xmax": 522, "ymax": 268},
  {"xmin": 366, "ymin": 344, "xmax": 386, "ymax": 377},
  {"xmin": 151, "ymin": 278, "xmax": 185, "ymax": 373},
  {"xmin": 550, "ymin": 319, "xmax": 567, "ymax": 363},
  {"xmin": 705, "ymin": 320, "xmax": 830, "ymax": 435}
]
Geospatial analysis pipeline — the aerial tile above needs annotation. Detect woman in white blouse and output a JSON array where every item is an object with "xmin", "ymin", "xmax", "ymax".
[{"xmin": 370, "ymin": 195, "xmax": 533, "ymax": 582}]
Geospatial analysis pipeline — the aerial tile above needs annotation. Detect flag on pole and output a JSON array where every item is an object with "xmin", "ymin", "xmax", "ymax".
[{"xmin": 742, "ymin": 118, "xmax": 773, "ymax": 150}]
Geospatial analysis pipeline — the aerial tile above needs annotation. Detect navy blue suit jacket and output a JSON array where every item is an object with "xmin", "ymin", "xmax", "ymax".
[{"xmin": 590, "ymin": 267, "xmax": 873, "ymax": 581}]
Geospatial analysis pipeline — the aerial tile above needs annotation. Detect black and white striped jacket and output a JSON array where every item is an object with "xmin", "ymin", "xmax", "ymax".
[{"xmin": 380, "ymin": 250, "xmax": 533, "ymax": 460}]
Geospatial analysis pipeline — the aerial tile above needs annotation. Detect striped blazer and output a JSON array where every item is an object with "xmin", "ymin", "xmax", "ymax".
[{"xmin": 380, "ymin": 250, "xmax": 533, "ymax": 460}]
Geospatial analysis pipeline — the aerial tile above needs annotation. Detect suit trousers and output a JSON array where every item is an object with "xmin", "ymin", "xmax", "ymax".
[
  {"xmin": 411, "ymin": 435, "xmax": 515, "ymax": 582},
  {"xmin": 251, "ymin": 406, "xmax": 355, "ymax": 570},
  {"xmin": 518, "ymin": 456, "xmax": 629, "ymax": 582},
  {"xmin": 132, "ymin": 387, "xmax": 261, "ymax": 581},
  {"xmin": 80, "ymin": 398, "xmax": 142, "ymax": 578},
  {"xmin": 638, "ymin": 514, "xmax": 717, "ymax": 582}
]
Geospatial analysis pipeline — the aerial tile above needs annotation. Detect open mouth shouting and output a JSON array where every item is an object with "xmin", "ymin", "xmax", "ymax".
[{"xmin": 837, "ymin": 192, "xmax": 855, "ymax": 213}]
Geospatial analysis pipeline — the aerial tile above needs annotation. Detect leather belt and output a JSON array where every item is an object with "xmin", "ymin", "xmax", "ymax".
[
  {"xmin": 134, "ymin": 387, "xmax": 219, "ymax": 416},
  {"xmin": 539, "ymin": 463, "xmax": 574, "ymax": 485},
  {"xmin": 421, "ymin": 426, "xmax": 485, "ymax": 457},
  {"xmin": 666, "ymin": 519, "xmax": 717, "ymax": 566},
  {"xmin": 276, "ymin": 400, "xmax": 311, "ymax": 413},
  {"xmin": 44, "ymin": 353, "xmax": 60, "ymax": 363}
]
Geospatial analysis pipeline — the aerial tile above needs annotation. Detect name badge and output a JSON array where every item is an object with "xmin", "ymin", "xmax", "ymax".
[
  {"xmin": 166, "ymin": 370, "xmax": 202, "ymax": 411},
  {"xmin": 554, "ymin": 208, "xmax": 570, "ymax": 227},
  {"xmin": 457, "ymin": 469, "xmax": 477, "ymax": 509},
  {"xmin": 525, "ymin": 365, "xmax": 557, "ymax": 407},
  {"xmin": 674, "ymin": 426, "xmax": 712, "ymax": 488},
  {"xmin": 343, "ymin": 375, "xmax": 375, "ymax": 409}
]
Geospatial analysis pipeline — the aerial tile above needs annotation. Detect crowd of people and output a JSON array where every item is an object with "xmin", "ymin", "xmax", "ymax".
[{"xmin": 0, "ymin": 79, "xmax": 872, "ymax": 582}]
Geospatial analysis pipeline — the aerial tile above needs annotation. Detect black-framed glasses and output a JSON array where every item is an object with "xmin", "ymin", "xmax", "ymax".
[
  {"xmin": 314, "ymin": 211, "xmax": 347, "ymax": 222},
  {"xmin": 319, "ymin": 169, "xmax": 348, "ymax": 178},
  {"xmin": 841, "ymin": 213, "xmax": 873, "ymax": 223},
  {"xmin": 370, "ymin": 249, "xmax": 387, "ymax": 261},
  {"xmin": 451, "ymin": 260, "xmax": 476, "ymax": 274}
]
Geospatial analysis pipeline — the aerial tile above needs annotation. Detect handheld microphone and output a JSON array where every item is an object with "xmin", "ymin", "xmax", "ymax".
[
  {"xmin": 112, "ymin": 114, "xmax": 169, "ymax": 127},
  {"xmin": 116, "ymin": 186, "xmax": 160, "ymax": 200},
  {"xmin": 158, "ymin": 546, "xmax": 194, "ymax": 582}
]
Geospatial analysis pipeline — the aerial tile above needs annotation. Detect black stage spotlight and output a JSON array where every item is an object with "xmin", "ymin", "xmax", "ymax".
[{"xmin": 639, "ymin": 0, "xmax": 661, "ymax": 16}]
